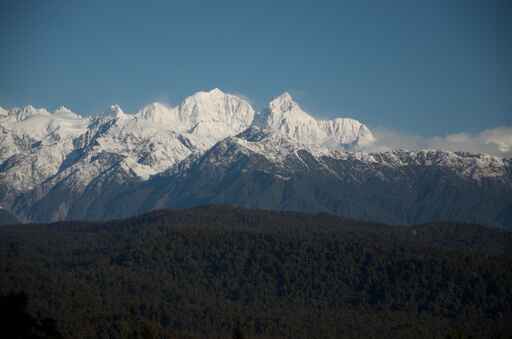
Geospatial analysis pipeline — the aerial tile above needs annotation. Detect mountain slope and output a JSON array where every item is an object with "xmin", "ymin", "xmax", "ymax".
[{"xmin": 96, "ymin": 137, "xmax": 511, "ymax": 228}]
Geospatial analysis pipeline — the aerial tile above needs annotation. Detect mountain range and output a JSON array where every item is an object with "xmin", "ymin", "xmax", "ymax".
[{"xmin": 1, "ymin": 88, "xmax": 511, "ymax": 228}]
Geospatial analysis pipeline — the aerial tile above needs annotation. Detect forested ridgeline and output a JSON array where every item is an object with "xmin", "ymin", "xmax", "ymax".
[{"xmin": 1, "ymin": 205, "xmax": 512, "ymax": 339}]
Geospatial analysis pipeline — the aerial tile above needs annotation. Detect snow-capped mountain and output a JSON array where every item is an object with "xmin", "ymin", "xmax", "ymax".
[
  {"xmin": 1, "ymin": 89, "xmax": 511, "ymax": 228},
  {"xmin": 135, "ymin": 88, "xmax": 254, "ymax": 145},
  {"xmin": 1, "ymin": 89, "xmax": 254, "ymax": 190},
  {"xmin": 256, "ymin": 92, "xmax": 375, "ymax": 148},
  {"xmin": 0, "ymin": 105, "xmax": 89, "ymax": 192}
]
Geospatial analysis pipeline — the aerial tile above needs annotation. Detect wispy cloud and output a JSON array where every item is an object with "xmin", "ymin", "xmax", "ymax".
[{"xmin": 364, "ymin": 126, "xmax": 512, "ymax": 158}]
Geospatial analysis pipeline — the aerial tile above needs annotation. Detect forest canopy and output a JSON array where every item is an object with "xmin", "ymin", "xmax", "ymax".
[{"xmin": 1, "ymin": 205, "xmax": 511, "ymax": 339}]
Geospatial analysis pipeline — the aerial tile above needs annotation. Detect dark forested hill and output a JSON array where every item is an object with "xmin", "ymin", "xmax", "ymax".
[{"xmin": 1, "ymin": 206, "xmax": 511, "ymax": 339}]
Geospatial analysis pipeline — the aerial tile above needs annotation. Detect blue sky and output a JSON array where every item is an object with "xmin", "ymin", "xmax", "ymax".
[{"xmin": 0, "ymin": 0, "xmax": 510, "ymax": 136}]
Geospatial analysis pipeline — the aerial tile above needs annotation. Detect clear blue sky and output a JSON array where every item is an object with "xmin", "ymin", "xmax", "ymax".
[{"xmin": 0, "ymin": 0, "xmax": 510, "ymax": 135}]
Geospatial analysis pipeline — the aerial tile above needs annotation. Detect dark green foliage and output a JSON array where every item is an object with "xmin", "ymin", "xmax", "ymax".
[
  {"xmin": 232, "ymin": 324, "xmax": 245, "ymax": 339},
  {"xmin": 0, "ymin": 292, "xmax": 62, "ymax": 339},
  {"xmin": 1, "ymin": 206, "xmax": 511, "ymax": 338}
]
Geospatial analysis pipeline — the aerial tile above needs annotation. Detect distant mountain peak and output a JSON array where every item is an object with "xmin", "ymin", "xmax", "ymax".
[
  {"xmin": 15, "ymin": 105, "xmax": 51, "ymax": 121},
  {"xmin": 262, "ymin": 93, "xmax": 374, "ymax": 149},
  {"xmin": 55, "ymin": 105, "xmax": 72, "ymax": 113},
  {"xmin": 269, "ymin": 92, "xmax": 301, "ymax": 114},
  {"xmin": 109, "ymin": 104, "xmax": 127, "ymax": 119},
  {"xmin": 178, "ymin": 89, "xmax": 255, "ymax": 136},
  {"xmin": 186, "ymin": 88, "xmax": 227, "ymax": 101},
  {"xmin": 274, "ymin": 91, "xmax": 293, "ymax": 102},
  {"xmin": 208, "ymin": 87, "xmax": 224, "ymax": 96}
]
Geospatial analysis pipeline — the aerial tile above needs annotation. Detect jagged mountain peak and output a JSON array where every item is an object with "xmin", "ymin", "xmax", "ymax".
[
  {"xmin": 133, "ymin": 88, "xmax": 235, "ymax": 125},
  {"xmin": 108, "ymin": 104, "xmax": 126, "ymax": 118},
  {"xmin": 182, "ymin": 88, "xmax": 241, "ymax": 105},
  {"xmin": 0, "ymin": 104, "xmax": 88, "ymax": 145},
  {"xmin": 135, "ymin": 89, "xmax": 254, "ymax": 131},
  {"xmin": 54, "ymin": 105, "xmax": 72, "ymax": 113},
  {"xmin": 181, "ymin": 88, "xmax": 232, "ymax": 105},
  {"xmin": 177, "ymin": 89, "xmax": 255, "ymax": 137},
  {"xmin": 208, "ymin": 87, "xmax": 224, "ymax": 96},
  {"xmin": 12, "ymin": 105, "xmax": 51, "ymax": 121},
  {"xmin": 268, "ymin": 92, "xmax": 304, "ymax": 115},
  {"xmin": 261, "ymin": 93, "xmax": 374, "ymax": 149},
  {"xmin": 21, "ymin": 104, "xmax": 47, "ymax": 113},
  {"xmin": 264, "ymin": 92, "xmax": 318, "ymax": 141},
  {"xmin": 0, "ymin": 105, "xmax": 82, "ymax": 121}
]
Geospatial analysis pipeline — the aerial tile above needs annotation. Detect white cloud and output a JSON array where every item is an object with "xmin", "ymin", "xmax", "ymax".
[{"xmin": 364, "ymin": 126, "xmax": 512, "ymax": 158}]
